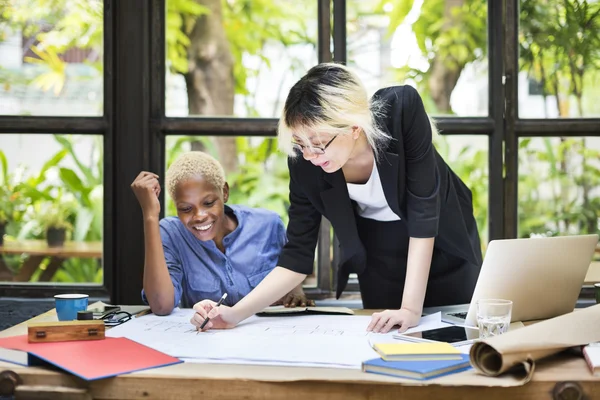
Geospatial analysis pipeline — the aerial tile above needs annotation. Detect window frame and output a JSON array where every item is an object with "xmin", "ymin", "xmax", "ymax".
[
  {"xmin": 503, "ymin": 0, "xmax": 599, "ymax": 300},
  {"xmin": 0, "ymin": 1, "xmax": 114, "ymax": 300},
  {"xmin": 1, "ymin": 0, "xmax": 597, "ymax": 302}
]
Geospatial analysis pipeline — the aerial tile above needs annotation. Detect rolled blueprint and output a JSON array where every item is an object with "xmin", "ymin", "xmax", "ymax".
[{"xmin": 470, "ymin": 304, "xmax": 600, "ymax": 381}]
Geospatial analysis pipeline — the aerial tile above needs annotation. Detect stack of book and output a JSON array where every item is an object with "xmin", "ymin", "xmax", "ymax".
[{"xmin": 362, "ymin": 342, "xmax": 472, "ymax": 380}]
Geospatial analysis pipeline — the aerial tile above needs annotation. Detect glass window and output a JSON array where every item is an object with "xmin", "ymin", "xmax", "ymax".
[
  {"xmin": 347, "ymin": 0, "xmax": 488, "ymax": 116},
  {"xmin": 518, "ymin": 137, "xmax": 600, "ymax": 246},
  {"xmin": 435, "ymin": 135, "xmax": 489, "ymax": 248},
  {"xmin": 518, "ymin": 0, "xmax": 600, "ymax": 118},
  {"xmin": 165, "ymin": 136, "xmax": 290, "ymax": 221},
  {"xmin": 0, "ymin": 134, "xmax": 103, "ymax": 284},
  {"xmin": 165, "ymin": 0, "xmax": 318, "ymax": 118},
  {"xmin": 0, "ymin": 0, "xmax": 104, "ymax": 116},
  {"xmin": 165, "ymin": 135, "xmax": 318, "ymax": 288}
]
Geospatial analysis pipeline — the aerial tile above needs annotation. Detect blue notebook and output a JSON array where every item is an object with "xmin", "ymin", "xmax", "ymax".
[{"xmin": 362, "ymin": 354, "xmax": 472, "ymax": 380}]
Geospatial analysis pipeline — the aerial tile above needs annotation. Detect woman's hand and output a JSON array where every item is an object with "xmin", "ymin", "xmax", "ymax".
[
  {"xmin": 130, "ymin": 171, "xmax": 161, "ymax": 218},
  {"xmin": 367, "ymin": 308, "xmax": 421, "ymax": 334},
  {"xmin": 273, "ymin": 284, "xmax": 315, "ymax": 308},
  {"xmin": 191, "ymin": 300, "xmax": 239, "ymax": 331}
]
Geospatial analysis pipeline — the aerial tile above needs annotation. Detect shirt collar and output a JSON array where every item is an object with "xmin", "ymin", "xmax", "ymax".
[{"xmin": 223, "ymin": 204, "xmax": 242, "ymax": 243}]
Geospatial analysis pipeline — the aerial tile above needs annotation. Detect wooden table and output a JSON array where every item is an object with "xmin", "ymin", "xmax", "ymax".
[
  {"xmin": 0, "ymin": 304, "xmax": 599, "ymax": 399},
  {"xmin": 0, "ymin": 240, "xmax": 102, "ymax": 282},
  {"xmin": 585, "ymin": 261, "xmax": 600, "ymax": 285}
]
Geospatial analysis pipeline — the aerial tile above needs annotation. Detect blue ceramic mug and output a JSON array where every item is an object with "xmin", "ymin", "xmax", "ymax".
[{"xmin": 54, "ymin": 294, "xmax": 89, "ymax": 321}]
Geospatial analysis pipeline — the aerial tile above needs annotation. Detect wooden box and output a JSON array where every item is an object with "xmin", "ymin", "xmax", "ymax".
[{"xmin": 27, "ymin": 320, "xmax": 105, "ymax": 343}]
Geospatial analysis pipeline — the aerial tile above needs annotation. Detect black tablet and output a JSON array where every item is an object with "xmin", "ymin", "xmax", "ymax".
[{"xmin": 395, "ymin": 325, "xmax": 480, "ymax": 345}]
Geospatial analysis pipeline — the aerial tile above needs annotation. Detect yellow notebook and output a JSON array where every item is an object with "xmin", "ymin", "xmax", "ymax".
[{"xmin": 373, "ymin": 342, "xmax": 463, "ymax": 361}]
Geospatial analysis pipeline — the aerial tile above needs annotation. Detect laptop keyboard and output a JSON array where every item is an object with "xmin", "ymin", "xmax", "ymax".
[{"xmin": 448, "ymin": 312, "xmax": 468, "ymax": 319}]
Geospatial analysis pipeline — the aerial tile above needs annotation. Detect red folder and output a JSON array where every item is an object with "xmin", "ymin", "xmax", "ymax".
[{"xmin": 0, "ymin": 335, "xmax": 182, "ymax": 381}]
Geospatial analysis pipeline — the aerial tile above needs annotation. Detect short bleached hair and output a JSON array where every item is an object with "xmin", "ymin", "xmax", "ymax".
[
  {"xmin": 278, "ymin": 63, "xmax": 390, "ymax": 158},
  {"xmin": 278, "ymin": 63, "xmax": 439, "ymax": 159},
  {"xmin": 165, "ymin": 151, "xmax": 226, "ymax": 200}
]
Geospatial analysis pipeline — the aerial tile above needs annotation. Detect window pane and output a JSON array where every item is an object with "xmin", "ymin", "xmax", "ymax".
[
  {"xmin": 435, "ymin": 135, "xmax": 489, "ymax": 247},
  {"xmin": 347, "ymin": 0, "xmax": 488, "ymax": 116},
  {"xmin": 519, "ymin": 0, "xmax": 600, "ymax": 118},
  {"xmin": 519, "ymin": 137, "xmax": 600, "ymax": 247},
  {"xmin": 165, "ymin": 0, "xmax": 318, "ymax": 118},
  {"xmin": 0, "ymin": 134, "xmax": 103, "ymax": 284},
  {"xmin": 164, "ymin": 136, "xmax": 317, "ymax": 288},
  {"xmin": 0, "ymin": 0, "xmax": 104, "ymax": 116}
]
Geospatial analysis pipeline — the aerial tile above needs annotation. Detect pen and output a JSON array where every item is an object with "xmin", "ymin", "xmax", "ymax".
[{"xmin": 199, "ymin": 293, "xmax": 228, "ymax": 330}]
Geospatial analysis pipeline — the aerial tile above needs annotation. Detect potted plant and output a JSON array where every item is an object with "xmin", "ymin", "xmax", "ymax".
[
  {"xmin": 0, "ymin": 149, "xmax": 44, "ymax": 247},
  {"xmin": 38, "ymin": 201, "xmax": 74, "ymax": 247}
]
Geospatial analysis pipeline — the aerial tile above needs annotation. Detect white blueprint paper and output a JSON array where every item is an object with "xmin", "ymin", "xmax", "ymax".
[{"xmin": 107, "ymin": 308, "xmax": 390, "ymax": 369}]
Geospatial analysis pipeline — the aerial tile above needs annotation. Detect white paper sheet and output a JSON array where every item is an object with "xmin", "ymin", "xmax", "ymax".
[
  {"xmin": 402, "ymin": 312, "xmax": 454, "ymax": 334},
  {"xmin": 107, "ymin": 309, "xmax": 393, "ymax": 369}
]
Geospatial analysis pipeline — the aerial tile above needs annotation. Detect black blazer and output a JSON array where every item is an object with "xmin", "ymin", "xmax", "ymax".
[{"xmin": 277, "ymin": 85, "xmax": 483, "ymax": 298}]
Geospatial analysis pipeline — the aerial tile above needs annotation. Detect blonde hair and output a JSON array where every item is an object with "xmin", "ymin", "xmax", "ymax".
[
  {"xmin": 165, "ymin": 152, "xmax": 225, "ymax": 200},
  {"xmin": 278, "ymin": 63, "xmax": 390, "ymax": 158}
]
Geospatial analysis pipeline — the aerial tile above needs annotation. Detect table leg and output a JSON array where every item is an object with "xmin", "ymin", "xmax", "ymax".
[
  {"xmin": 13, "ymin": 256, "xmax": 45, "ymax": 282},
  {"xmin": 0, "ymin": 256, "xmax": 13, "ymax": 281},
  {"xmin": 38, "ymin": 257, "xmax": 64, "ymax": 282}
]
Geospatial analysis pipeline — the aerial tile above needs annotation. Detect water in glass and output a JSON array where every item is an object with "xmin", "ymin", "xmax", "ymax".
[{"xmin": 477, "ymin": 315, "xmax": 510, "ymax": 339}]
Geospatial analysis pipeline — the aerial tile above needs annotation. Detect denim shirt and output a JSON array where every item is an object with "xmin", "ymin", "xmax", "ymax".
[{"xmin": 142, "ymin": 205, "xmax": 286, "ymax": 308}]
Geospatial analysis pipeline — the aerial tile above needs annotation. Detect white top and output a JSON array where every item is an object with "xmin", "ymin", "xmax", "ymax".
[{"xmin": 346, "ymin": 161, "xmax": 401, "ymax": 221}]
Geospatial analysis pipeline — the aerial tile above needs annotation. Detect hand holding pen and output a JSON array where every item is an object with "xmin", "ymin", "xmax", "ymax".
[
  {"xmin": 200, "ymin": 293, "xmax": 227, "ymax": 329},
  {"xmin": 191, "ymin": 293, "xmax": 237, "ymax": 332}
]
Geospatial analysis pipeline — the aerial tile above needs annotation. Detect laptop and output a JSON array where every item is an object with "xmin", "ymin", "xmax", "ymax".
[{"xmin": 437, "ymin": 234, "xmax": 599, "ymax": 327}]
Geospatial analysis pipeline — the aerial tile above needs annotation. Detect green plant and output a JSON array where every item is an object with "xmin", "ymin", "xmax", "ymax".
[
  {"xmin": 0, "ymin": 150, "xmax": 24, "ymax": 224},
  {"xmin": 52, "ymin": 257, "xmax": 103, "ymax": 284},
  {"xmin": 227, "ymin": 138, "xmax": 290, "ymax": 224},
  {"xmin": 434, "ymin": 136, "xmax": 489, "ymax": 249},
  {"xmin": 0, "ymin": 135, "xmax": 104, "ymax": 283},
  {"xmin": 0, "ymin": 149, "xmax": 8, "ymax": 224},
  {"xmin": 164, "ymin": 136, "xmax": 290, "ymax": 224},
  {"xmin": 518, "ymin": 137, "xmax": 600, "ymax": 238},
  {"xmin": 37, "ymin": 199, "xmax": 75, "ymax": 233},
  {"xmin": 51, "ymin": 135, "xmax": 103, "ymax": 242},
  {"xmin": 371, "ymin": 0, "xmax": 487, "ymax": 113}
]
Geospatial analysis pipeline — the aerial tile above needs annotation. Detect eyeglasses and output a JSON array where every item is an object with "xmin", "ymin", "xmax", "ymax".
[
  {"xmin": 291, "ymin": 135, "xmax": 338, "ymax": 155},
  {"xmin": 102, "ymin": 311, "xmax": 133, "ymax": 327}
]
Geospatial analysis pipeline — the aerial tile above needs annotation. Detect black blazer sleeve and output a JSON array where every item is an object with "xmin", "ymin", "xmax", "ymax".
[
  {"xmin": 401, "ymin": 86, "xmax": 440, "ymax": 238},
  {"xmin": 276, "ymin": 158, "xmax": 321, "ymax": 275}
]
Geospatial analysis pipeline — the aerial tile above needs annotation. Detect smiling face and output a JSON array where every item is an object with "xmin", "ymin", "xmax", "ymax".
[
  {"xmin": 293, "ymin": 127, "xmax": 361, "ymax": 173},
  {"xmin": 173, "ymin": 175, "xmax": 229, "ymax": 242}
]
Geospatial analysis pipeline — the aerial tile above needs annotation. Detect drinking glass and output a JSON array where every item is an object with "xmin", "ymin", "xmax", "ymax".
[{"xmin": 476, "ymin": 299, "xmax": 512, "ymax": 339}]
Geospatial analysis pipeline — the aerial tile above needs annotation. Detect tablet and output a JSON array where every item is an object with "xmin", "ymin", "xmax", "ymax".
[{"xmin": 393, "ymin": 326, "xmax": 480, "ymax": 346}]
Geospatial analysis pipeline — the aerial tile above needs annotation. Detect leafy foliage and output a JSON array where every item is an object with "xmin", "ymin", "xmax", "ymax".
[
  {"xmin": 36, "ymin": 197, "xmax": 76, "ymax": 232},
  {"xmin": 165, "ymin": 136, "xmax": 290, "ymax": 224},
  {"xmin": 374, "ymin": 0, "xmax": 487, "ymax": 111},
  {"xmin": 518, "ymin": 138, "xmax": 600, "ymax": 238},
  {"xmin": 2, "ymin": 0, "xmax": 599, "ymax": 285}
]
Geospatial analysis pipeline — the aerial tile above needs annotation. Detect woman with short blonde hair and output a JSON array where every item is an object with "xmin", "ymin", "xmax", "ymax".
[{"xmin": 131, "ymin": 151, "xmax": 313, "ymax": 316}]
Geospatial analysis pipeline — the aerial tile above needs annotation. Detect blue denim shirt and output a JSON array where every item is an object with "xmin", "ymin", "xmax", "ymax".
[{"xmin": 142, "ymin": 205, "xmax": 286, "ymax": 308}]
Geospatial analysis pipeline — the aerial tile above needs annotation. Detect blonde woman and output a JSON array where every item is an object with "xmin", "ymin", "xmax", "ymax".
[
  {"xmin": 192, "ymin": 63, "xmax": 482, "ymax": 333},
  {"xmin": 130, "ymin": 151, "xmax": 312, "ymax": 315}
]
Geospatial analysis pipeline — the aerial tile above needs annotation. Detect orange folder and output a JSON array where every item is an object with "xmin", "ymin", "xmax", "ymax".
[{"xmin": 0, "ymin": 335, "xmax": 182, "ymax": 381}]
